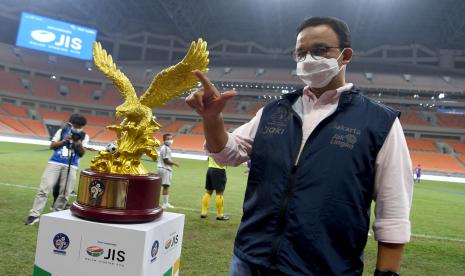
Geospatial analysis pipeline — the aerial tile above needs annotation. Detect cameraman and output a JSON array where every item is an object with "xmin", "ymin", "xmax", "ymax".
[{"xmin": 25, "ymin": 113, "xmax": 89, "ymax": 225}]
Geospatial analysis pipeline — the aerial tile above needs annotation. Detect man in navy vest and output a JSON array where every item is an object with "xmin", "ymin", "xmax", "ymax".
[
  {"xmin": 25, "ymin": 113, "xmax": 89, "ymax": 225},
  {"xmin": 187, "ymin": 16, "xmax": 413, "ymax": 275}
]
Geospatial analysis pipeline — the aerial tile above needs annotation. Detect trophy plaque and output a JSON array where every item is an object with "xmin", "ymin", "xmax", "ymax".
[{"xmin": 71, "ymin": 39, "xmax": 209, "ymax": 223}]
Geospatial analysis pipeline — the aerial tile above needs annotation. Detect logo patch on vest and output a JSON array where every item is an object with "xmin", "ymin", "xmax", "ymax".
[
  {"xmin": 330, "ymin": 123, "xmax": 360, "ymax": 149},
  {"xmin": 262, "ymin": 105, "xmax": 289, "ymax": 136}
]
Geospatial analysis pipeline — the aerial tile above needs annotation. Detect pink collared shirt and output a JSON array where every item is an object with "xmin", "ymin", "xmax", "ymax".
[{"xmin": 208, "ymin": 83, "xmax": 414, "ymax": 244}]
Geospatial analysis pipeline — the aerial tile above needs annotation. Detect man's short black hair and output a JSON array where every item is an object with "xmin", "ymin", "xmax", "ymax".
[
  {"xmin": 163, "ymin": 133, "xmax": 172, "ymax": 141},
  {"xmin": 296, "ymin": 16, "xmax": 351, "ymax": 49},
  {"xmin": 69, "ymin": 113, "xmax": 87, "ymax": 127}
]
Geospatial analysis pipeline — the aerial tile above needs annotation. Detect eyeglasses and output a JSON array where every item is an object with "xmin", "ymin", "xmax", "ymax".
[{"xmin": 292, "ymin": 46, "xmax": 342, "ymax": 62}]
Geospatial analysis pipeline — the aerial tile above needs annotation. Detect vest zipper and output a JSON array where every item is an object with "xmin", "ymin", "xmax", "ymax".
[
  {"xmin": 269, "ymin": 97, "xmax": 347, "ymax": 268},
  {"xmin": 269, "ymin": 111, "xmax": 302, "ymax": 267}
]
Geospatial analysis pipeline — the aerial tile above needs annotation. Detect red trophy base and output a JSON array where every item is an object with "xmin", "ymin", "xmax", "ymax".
[{"xmin": 70, "ymin": 169, "xmax": 163, "ymax": 223}]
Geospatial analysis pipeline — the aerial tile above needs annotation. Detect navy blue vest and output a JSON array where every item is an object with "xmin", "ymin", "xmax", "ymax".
[{"xmin": 234, "ymin": 86, "xmax": 399, "ymax": 275}]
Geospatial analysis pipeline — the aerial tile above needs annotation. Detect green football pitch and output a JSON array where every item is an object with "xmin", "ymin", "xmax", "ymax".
[{"xmin": 0, "ymin": 141, "xmax": 464, "ymax": 275}]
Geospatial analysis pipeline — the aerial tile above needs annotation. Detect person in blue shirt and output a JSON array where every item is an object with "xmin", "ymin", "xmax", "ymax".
[{"xmin": 25, "ymin": 113, "xmax": 89, "ymax": 225}]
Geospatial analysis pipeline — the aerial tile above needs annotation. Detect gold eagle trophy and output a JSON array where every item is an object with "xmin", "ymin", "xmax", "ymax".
[{"xmin": 70, "ymin": 39, "xmax": 209, "ymax": 222}]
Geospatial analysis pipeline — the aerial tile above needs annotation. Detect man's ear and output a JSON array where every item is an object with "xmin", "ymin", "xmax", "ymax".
[{"xmin": 341, "ymin": 48, "xmax": 353, "ymax": 65}]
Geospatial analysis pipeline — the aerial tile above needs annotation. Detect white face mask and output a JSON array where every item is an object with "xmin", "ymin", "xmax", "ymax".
[
  {"xmin": 165, "ymin": 140, "xmax": 173, "ymax": 146},
  {"xmin": 296, "ymin": 50, "xmax": 345, "ymax": 88}
]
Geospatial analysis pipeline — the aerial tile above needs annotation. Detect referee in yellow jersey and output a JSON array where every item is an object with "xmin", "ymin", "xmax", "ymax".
[{"xmin": 201, "ymin": 157, "xmax": 229, "ymax": 220}]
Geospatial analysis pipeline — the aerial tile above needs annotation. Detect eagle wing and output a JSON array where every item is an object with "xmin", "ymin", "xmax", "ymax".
[
  {"xmin": 139, "ymin": 38, "xmax": 209, "ymax": 108},
  {"xmin": 93, "ymin": 42, "xmax": 137, "ymax": 102}
]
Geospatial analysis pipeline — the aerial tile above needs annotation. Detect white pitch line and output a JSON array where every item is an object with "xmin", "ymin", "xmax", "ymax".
[
  {"xmin": 411, "ymin": 234, "xmax": 465, "ymax": 243},
  {"xmin": 2, "ymin": 182, "xmax": 464, "ymax": 243},
  {"xmin": 0, "ymin": 182, "xmax": 37, "ymax": 190}
]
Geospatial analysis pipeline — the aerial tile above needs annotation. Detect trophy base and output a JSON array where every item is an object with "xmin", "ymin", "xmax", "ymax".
[
  {"xmin": 71, "ymin": 202, "xmax": 163, "ymax": 223},
  {"xmin": 70, "ymin": 169, "xmax": 163, "ymax": 223}
]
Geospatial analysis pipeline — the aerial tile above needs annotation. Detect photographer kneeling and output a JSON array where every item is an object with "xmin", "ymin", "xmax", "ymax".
[{"xmin": 25, "ymin": 113, "xmax": 89, "ymax": 225}]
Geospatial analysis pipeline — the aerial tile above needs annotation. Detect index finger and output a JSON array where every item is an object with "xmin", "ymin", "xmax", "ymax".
[{"xmin": 194, "ymin": 70, "xmax": 214, "ymax": 90}]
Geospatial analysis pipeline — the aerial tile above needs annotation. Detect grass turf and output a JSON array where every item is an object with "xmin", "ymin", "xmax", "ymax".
[{"xmin": 0, "ymin": 141, "xmax": 464, "ymax": 275}]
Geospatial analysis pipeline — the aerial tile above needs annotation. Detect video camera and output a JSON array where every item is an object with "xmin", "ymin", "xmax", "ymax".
[
  {"xmin": 70, "ymin": 129, "xmax": 85, "ymax": 142},
  {"xmin": 64, "ymin": 114, "xmax": 87, "ymax": 150}
]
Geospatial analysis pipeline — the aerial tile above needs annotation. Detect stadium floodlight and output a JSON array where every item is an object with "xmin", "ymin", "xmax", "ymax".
[
  {"xmin": 50, "ymin": 75, "xmax": 57, "ymax": 80},
  {"xmin": 403, "ymin": 74, "xmax": 411, "ymax": 82},
  {"xmin": 364, "ymin": 72, "xmax": 373, "ymax": 80},
  {"xmin": 48, "ymin": 55, "xmax": 57, "ymax": 64},
  {"xmin": 256, "ymin": 68, "xmax": 265, "ymax": 76},
  {"xmin": 431, "ymin": 96, "xmax": 435, "ymax": 100},
  {"xmin": 85, "ymin": 61, "xmax": 93, "ymax": 71},
  {"xmin": 13, "ymin": 47, "xmax": 21, "ymax": 56},
  {"xmin": 442, "ymin": 76, "xmax": 451, "ymax": 83},
  {"xmin": 413, "ymin": 94, "xmax": 419, "ymax": 99},
  {"xmin": 438, "ymin": 93, "xmax": 445, "ymax": 99}
]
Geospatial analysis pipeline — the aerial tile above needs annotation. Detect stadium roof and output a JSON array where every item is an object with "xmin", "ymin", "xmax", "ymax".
[{"xmin": 0, "ymin": 0, "xmax": 464, "ymax": 51}]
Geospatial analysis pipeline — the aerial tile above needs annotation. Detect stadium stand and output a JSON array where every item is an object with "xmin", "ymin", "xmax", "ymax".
[
  {"xmin": 30, "ymin": 75, "xmax": 60, "ymax": 99},
  {"xmin": 437, "ymin": 113, "xmax": 465, "ymax": 128},
  {"xmin": 406, "ymin": 138, "xmax": 438, "ymax": 151},
  {"xmin": 0, "ymin": 70, "xmax": 29, "ymax": 95},
  {"xmin": 1, "ymin": 102, "xmax": 28, "ymax": 117},
  {"xmin": 0, "ymin": 115, "xmax": 34, "ymax": 135},
  {"xmin": 171, "ymin": 134, "xmax": 205, "ymax": 152},
  {"xmin": 190, "ymin": 123, "xmax": 204, "ymax": 135},
  {"xmin": 446, "ymin": 141, "xmax": 465, "ymax": 154},
  {"xmin": 162, "ymin": 121, "xmax": 189, "ymax": 133},
  {"xmin": 92, "ymin": 129, "xmax": 117, "ymax": 143},
  {"xmin": 98, "ymin": 86, "xmax": 123, "ymax": 107},
  {"xmin": 62, "ymin": 82, "xmax": 100, "ymax": 104},
  {"xmin": 18, "ymin": 118, "xmax": 48, "ymax": 137},
  {"xmin": 400, "ymin": 111, "xmax": 430, "ymax": 126},
  {"xmin": 37, "ymin": 109, "xmax": 71, "ymax": 122},
  {"xmin": 410, "ymin": 152, "xmax": 465, "ymax": 174},
  {"xmin": 1, "ymin": 43, "xmax": 465, "ymax": 175},
  {"xmin": 457, "ymin": 155, "xmax": 465, "ymax": 166},
  {"xmin": 0, "ymin": 120, "xmax": 17, "ymax": 134}
]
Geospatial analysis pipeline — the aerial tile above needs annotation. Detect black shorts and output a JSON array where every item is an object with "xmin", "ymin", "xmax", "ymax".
[{"xmin": 205, "ymin": 167, "xmax": 227, "ymax": 191}]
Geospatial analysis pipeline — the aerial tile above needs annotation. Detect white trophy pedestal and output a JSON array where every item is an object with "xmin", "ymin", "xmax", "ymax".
[{"xmin": 33, "ymin": 210, "xmax": 185, "ymax": 276}]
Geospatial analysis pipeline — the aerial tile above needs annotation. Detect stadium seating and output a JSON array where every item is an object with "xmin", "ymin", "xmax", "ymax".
[
  {"xmin": 437, "ymin": 113, "xmax": 465, "ymax": 129},
  {"xmin": 457, "ymin": 155, "xmax": 465, "ymax": 166},
  {"xmin": 190, "ymin": 123, "xmax": 204, "ymax": 135},
  {"xmin": 171, "ymin": 134, "xmax": 205, "ymax": 151},
  {"xmin": 162, "ymin": 121, "xmax": 189, "ymax": 133},
  {"xmin": 399, "ymin": 111, "xmax": 430, "ymax": 126},
  {"xmin": 18, "ymin": 118, "xmax": 48, "ymax": 137},
  {"xmin": 31, "ymin": 76, "xmax": 59, "ymax": 99},
  {"xmin": 37, "ymin": 109, "xmax": 71, "ymax": 122},
  {"xmin": 63, "ymin": 82, "xmax": 100, "ymax": 104},
  {"xmin": 245, "ymin": 102, "xmax": 264, "ymax": 115},
  {"xmin": 0, "ymin": 120, "xmax": 17, "ymax": 134},
  {"xmin": 0, "ymin": 115, "xmax": 34, "ymax": 135},
  {"xmin": 92, "ymin": 129, "xmax": 117, "ymax": 143},
  {"xmin": 0, "ymin": 70, "xmax": 29, "ymax": 95},
  {"xmin": 410, "ymin": 152, "xmax": 465, "ymax": 173},
  {"xmin": 446, "ymin": 141, "xmax": 465, "ymax": 154},
  {"xmin": 406, "ymin": 138, "xmax": 438, "ymax": 151},
  {"xmin": 85, "ymin": 114, "xmax": 115, "ymax": 127},
  {"xmin": 84, "ymin": 126, "xmax": 105, "ymax": 139},
  {"xmin": 96, "ymin": 86, "xmax": 123, "ymax": 107},
  {"xmin": 0, "ymin": 102, "xmax": 28, "ymax": 117}
]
